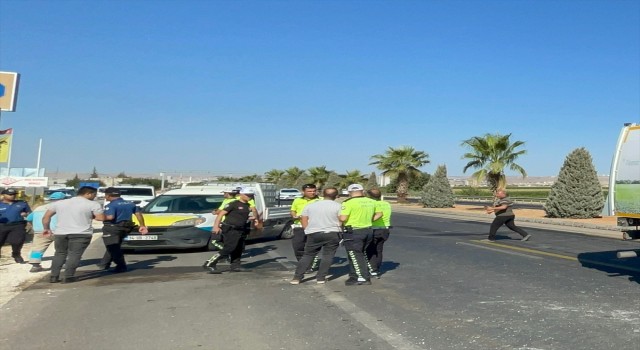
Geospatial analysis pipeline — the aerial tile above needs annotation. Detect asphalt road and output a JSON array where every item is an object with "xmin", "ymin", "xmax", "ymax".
[{"xmin": 2, "ymin": 212, "xmax": 640, "ymax": 350}]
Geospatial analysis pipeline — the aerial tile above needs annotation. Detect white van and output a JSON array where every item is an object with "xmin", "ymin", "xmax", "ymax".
[
  {"xmin": 121, "ymin": 182, "xmax": 293, "ymax": 251},
  {"xmin": 104, "ymin": 185, "xmax": 156, "ymax": 207}
]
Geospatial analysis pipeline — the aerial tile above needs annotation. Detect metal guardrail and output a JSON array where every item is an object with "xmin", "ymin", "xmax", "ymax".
[
  {"xmin": 452, "ymin": 195, "xmax": 546, "ymax": 204},
  {"xmin": 384, "ymin": 194, "xmax": 547, "ymax": 205}
]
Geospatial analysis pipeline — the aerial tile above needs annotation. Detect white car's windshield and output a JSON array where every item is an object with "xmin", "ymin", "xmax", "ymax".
[
  {"xmin": 143, "ymin": 195, "xmax": 224, "ymax": 214},
  {"xmin": 117, "ymin": 188, "xmax": 154, "ymax": 196}
]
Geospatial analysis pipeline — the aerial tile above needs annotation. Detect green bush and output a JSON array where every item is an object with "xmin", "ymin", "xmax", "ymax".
[
  {"xmin": 544, "ymin": 148, "xmax": 604, "ymax": 218},
  {"xmin": 420, "ymin": 165, "xmax": 455, "ymax": 208}
]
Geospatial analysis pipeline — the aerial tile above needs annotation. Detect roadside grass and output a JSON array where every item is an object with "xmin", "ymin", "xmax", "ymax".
[{"xmin": 614, "ymin": 184, "xmax": 640, "ymax": 213}]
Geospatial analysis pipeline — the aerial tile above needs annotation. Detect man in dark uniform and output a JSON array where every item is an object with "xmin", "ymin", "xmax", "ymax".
[
  {"xmin": 203, "ymin": 187, "xmax": 262, "ymax": 274},
  {"xmin": 98, "ymin": 187, "xmax": 148, "ymax": 272},
  {"xmin": 0, "ymin": 188, "xmax": 31, "ymax": 263}
]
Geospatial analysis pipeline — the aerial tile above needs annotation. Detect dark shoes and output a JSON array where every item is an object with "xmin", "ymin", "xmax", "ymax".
[
  {"xmin": 345, "ymin": 277, "xmax": 358, "ymax": 285},
  {"xmin": 345, "ymin": 277, "xmax": 372, "ymax": 286},
  {"xmin": 49, "ymin": 276, "xmax": 61, "ymax": 283},
  {"xmin": 13, "ymin": 255, "xmax": 25, "ymax": 264},
  {"xmin": 30, "ymin": 264, "xmax": 44, "ymax": 273},
  {"xmin": 358, "ymin": 278, "xmax": 372, "ymax": 285},
  {"xmin": 203, "ymin": 261, "xmax": 220, "ymax": 274},
  {"xmin": 112, "ymin": 266, "xmax": 128, "ymax": 273}
]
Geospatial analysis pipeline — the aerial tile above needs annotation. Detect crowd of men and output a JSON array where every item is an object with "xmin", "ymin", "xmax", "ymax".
[
  {"xmin": 0, "ymin": 186, "xmax": 147, "ymax": 283},
  {"xmin": 0, "ymin": 182, "xmax": 532, "ymax": 286},
  {"xmin": 287, "ymin": 183, "xmax": 392, "ymax": 286}
]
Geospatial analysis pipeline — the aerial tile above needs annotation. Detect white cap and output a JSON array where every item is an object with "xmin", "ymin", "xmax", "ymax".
[
  {"xmin": 347, "ymin": 184, "xmax": 364, "ymax": 192},
  {"xmin": 221, "ymin": 187, "xmax": 238, "ymax": 194},
  {"xmin": 239, "ymin": 187, "xmax": 255, "ymax": 195}
]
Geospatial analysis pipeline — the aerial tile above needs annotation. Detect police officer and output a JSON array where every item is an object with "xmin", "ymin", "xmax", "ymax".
[
  {"xmin": 365, "ymin": 188, "xmax": 392, "ymax": 278},
  {"xmin": 209, "ymin": 188, "xmax": 240, "ymax": 251},
  {"xmin": 339, "ymin": 184, "xmax": 382, "ymax": 286},
  {"xmin": 98, "ymin": 187, "xmax": 148, "ymax": 273},
  {"xmin": 0, "ymin": 188, "xmax": 31, "ymax": 263},
  {"xmin": 203, "ymin": 187, "xmax": 262, "ymax": 273},
  {"xmin": 290, "ymin": 184, "xmax": 321, "ymax": 263},
  {"xmin": 216, "ymin": 188, "xmax": 240, "ymax": 214}
]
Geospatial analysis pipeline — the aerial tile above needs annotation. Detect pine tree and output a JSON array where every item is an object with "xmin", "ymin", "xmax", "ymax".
[
  {"xmin": 544, "ymin": 147, "xmax": 604, "ymax": 218},
  {"xmin": 90, "ymin": 167, "xmax": 99, "ymax": 178},
  {"xmin": 365, "ymin": 172, "xmax": 378, "ymax": 190},
  {"xmin": 420, "ymin": 165, "xmax": 455, "ymax": 208},
  {"xmin": 65, "ymin": 174, "xmax": 81, "ymax": 188}
]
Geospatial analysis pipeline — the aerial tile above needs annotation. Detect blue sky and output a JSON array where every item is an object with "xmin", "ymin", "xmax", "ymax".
[{"xmin": 0, "ymin": 0, "xmax": 638, "ymax": 178}]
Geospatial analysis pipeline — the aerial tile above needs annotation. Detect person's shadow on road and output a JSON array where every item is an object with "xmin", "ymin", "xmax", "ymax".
[{"xmin": 76, "ymin": 255, "xmax": 178, "ymax": 281}]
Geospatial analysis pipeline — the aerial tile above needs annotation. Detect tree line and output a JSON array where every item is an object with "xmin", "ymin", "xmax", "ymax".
[{"xmin": 68, "ymin": 132, "xmax": 608, "ymax": 219}]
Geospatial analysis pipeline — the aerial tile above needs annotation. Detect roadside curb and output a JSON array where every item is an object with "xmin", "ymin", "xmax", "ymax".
[{"xmin": 391, "ymin": 204, "xmax": 623, "ymax": 240}]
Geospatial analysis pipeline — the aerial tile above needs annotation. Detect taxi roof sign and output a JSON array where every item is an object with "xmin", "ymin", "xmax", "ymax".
[{"xmin": 0, "ymin": 72, "xmax": 20, "ymax": 112}]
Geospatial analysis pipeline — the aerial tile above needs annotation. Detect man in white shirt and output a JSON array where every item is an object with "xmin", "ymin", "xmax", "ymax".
[
  {"xmin": 42, "ymin": 186, "xmax": 105, "ymax": 283},
  {"xmin": 290, "ymin": 188, "xmax": 342, "ymax": 285}
]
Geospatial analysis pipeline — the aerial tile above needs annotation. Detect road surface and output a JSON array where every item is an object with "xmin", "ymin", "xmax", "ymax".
[{"xmin": 1, "ymin": 212, "xmax": 639, "ymax": 350}]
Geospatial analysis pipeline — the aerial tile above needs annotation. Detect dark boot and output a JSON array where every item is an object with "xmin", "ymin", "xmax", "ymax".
[{"xmin": 204, "ymin": 254, "xmax": 223, "ymax": 274}]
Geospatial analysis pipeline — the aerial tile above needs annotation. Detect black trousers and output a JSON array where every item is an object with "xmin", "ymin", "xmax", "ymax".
[
  {"xmin": 291, "ymin": 227, "xmax": 307, "ymax": 261},
  {"xmin": 488, "ymin": 215, "xmax": 529, "ymax": 240},
  {"xmin": 366, "ymin": 228, "xmax": 390, "ymax": 272},
  {"xmin": 343, "ymin": 229, "xmax": 373, "ymax": 280},
  {"xmin": 100, "ymin": 224, "xmax": 131, "ymax": 269},
  {"xmin": 51, "ymin": 234, "xmax": 92, "ymax": 278},
  {"xmin": 293, "ymin": 231, "xmax": 340, "ymax": 280},
  {"xmin": 219, "ymin": 226, "xmax": 245, "ymax": 268},
  {"xmin": 0, "ymin": 222, "xmax": 27, "ymax": 257}
]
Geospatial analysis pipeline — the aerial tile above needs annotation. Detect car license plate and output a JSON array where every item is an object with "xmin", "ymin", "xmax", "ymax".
[{"xmin": 125, "ymin": 235, "xmax": 158, "ymax": 241}]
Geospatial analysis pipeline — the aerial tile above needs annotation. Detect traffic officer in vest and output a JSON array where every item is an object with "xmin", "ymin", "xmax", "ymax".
[
  {"xmin": 98, "ymin": 187, "xmax": 148, "ymax": 273},
  {"xmin": 203, "ymin": 187, "xmax": 262, "ymax": 273},
  {"xmin": 209, "ymin": 187, "xmax": 240, "ymax": 251},
  {"xmin": 365, "ymin": 188, "xmax": 392, "ymax": 278},
  {"xmin": 290, "ymin": 184, "xmax": 321, "ymax": 264},
  {"xmin": 0, "ymin": 188, "xmax": 31, "ymax": 263},
  {"xmin": 339, "ymin": 184, "xmax": 382, "ymax": 286}
]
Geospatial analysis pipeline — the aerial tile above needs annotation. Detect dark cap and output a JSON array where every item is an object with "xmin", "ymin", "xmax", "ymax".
[
  {"xmin": 1, "ymin": 188, "xmax": 17, "ymax": 195},
  {"xmin": 104, "ymin": 187, "xmax": 121, "ymax": 195}
]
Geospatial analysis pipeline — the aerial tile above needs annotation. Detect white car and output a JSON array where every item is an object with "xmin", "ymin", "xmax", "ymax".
[
  {"xmin": 104, "ymin": 185, "xmax": 156, "ymax": 208},
  {"xmin": 277, "ymin": 188, "xmax": 302, "ymax": 200}
]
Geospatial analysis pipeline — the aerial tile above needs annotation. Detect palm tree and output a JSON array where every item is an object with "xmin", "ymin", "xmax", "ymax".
[
  {"xmin": 283, "ymin": 167, "xmax": 306, "ymax": 188},
  {"xmin": 345, "ymin": 169, "xmax": 367, "ymax": 184},
  {"xmin": 308, "ymin": 166, "xmax": 330, "ymax": 188},
  {"xmin": 264, "ymin": 169, "xmax": 285, "ymax": 184},
  {"xmin": 370, "ymin": 146, "xmax": 429, "ymax": 202},
  {"xmin": 461, "ymin": 133, "xmax": 527, "ymax": 192}
]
